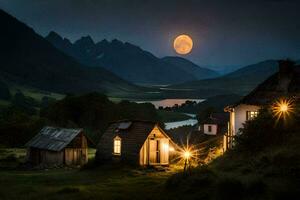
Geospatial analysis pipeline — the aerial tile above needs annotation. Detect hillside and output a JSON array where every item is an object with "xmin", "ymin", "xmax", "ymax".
[
  {"xmin": 167, "ymin": 108, "xmax": 300, "ymax": 199},
  {"xmin": 0, "ymin": 9, "xmax": 141, "ymax": 97},
  {"xmin": 161, "ymin": 56, "xmax": 219, "ymax": 79},
  {"xmin": 168, "ymin": 60, "xmax": 279, "ymax": 96},
  {"xmin": 46, "ymin": 32, "xmax": 218, "ymax": 85}
]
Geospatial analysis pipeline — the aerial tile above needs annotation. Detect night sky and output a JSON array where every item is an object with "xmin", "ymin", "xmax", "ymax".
[{"xmin": 1, "ymin": 0, "xmax": 300, "ymax": 71}]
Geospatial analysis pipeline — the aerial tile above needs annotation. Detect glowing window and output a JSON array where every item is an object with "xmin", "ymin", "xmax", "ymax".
[
  {"xmin": 113, "ymin": 137, "xmax": 121, "ymax": 155},
  {"xmin": 246, "ymin": 111, "xmax": 259, "ymax": 120}
]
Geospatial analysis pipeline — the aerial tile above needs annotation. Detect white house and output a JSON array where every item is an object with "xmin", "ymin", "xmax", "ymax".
[
  {"xmin": 223, "ymin": 60, "xmax": 300, "ymax": 151},
  {"xmin": 199, "ymin": 113, "xmax": 229, "ymax": 135},
  {"xmin": 203, "ymin": 124, "xmax": 217, "ymax": 135}
]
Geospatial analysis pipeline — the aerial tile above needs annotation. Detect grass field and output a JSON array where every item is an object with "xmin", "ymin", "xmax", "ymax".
[
  {"xmin": 0, "ymin": 148, "xmax": 181, "ymax": 200},
  {"xmin": 10, "ymin": 85, "xmax": 65, "ymax": 102},
  {"xmin": 0, "ymin": 166, "xmax": 178, "ymax": 200}
]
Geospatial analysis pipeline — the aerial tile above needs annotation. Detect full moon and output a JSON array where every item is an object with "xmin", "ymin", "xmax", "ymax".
[{"xmin": 173, "ymin": 34, "xmax": 193, "ymax": 55}]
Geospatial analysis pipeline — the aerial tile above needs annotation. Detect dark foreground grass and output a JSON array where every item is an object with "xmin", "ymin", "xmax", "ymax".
[
  {"xmin": 0, "ymin": 148, "xmax": 183, "ymax": 200},
  {"xmin": 0, "ymin": 164, "xmax": 180, "ymax": 200}
]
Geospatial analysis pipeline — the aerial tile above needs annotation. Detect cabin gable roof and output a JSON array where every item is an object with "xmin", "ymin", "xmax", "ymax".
[
  {"xmin": 103, "ymin": 120, "xmax": 157, "ymax": 146},
  {"xmin": 98, "ymin": 120, "xmax": 174, "ymax": 153},
  {"xmin": 26, "ymin": 126, "xmax": 83, "ymax": 151}
]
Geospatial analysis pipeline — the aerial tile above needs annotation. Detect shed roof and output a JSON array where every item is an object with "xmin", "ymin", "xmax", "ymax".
[
  {"xmin": 106, "ymin": 120, "xmax": 157, "ymax": 145},
  {"xmin": 101, "ymin": 120, "xmax": 173, "ymax": 149},
  {"xmin": 201, "ymin": 113, "xmax": 229, "ymax": 125},
  {"xmin": 26, "ymin": 126, "xmax": 83, "ymax": 151},
  {"xmin": 226, "ymin": 61, "xmax": 300, "ymax": 109}
]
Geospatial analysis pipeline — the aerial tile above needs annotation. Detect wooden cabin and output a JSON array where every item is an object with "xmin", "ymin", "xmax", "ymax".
[
  {"xmin": 26, "ymin": 126, "xmax": 89, "ymax": 166},
  {"xmin": 224, "ymin": 60, "xmax": 300, "ymax": 151},
  {"xmin": 96, "ymin": 120, "xmax": 175, "ymax": 166}
]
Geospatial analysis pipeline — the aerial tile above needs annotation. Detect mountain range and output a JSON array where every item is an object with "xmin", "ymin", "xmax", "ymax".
[
  {"xmin": 167, "ymin": 60, "xmax": 280, "ymax": 95},
  {"xmin": 46, "ymin": 32, "xmax": 219, "ymax": 85},
  {"xmin": 1, "ymin": 9, "xmax": 298, "ymax": 100},
  {"xmin": 0, "ymin": 9, "xmax": 141, "ymax": 97}
]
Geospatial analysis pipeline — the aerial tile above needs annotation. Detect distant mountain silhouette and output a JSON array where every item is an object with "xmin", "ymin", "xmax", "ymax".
[
  {"xmin": 161, "ymin": 56, "xmax": 219, "ymax": 80},
  {"xmin": 46, "ymin": 32, "xmax": 218, "ymax": 85},
  {"xmin": 0, "ymin": 9, "xmax": 140, "ymax": 96},
  {"xmin": 168, "ymin": 60, "xmax": 279, "ymax": 95},
  {"xmin": 222, "ymin": 60, "xmax": 278, "ymax": 79}
]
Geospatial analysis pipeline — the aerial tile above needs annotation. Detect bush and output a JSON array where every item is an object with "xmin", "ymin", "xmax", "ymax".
[
  {"xmin": 245, "ymin": 177, "xmax": 266, "ymax": 197},
  {"xmin": 11, "ymin": 92, "xmax": 39, "ymax": 115},
  {"xmin": 235, "ymin": 107, "xmax": 300, "ymax": 152},
  {"xmin": 0, "ymin": 106, "xmax": 46, "ymax": 147},
  {"xmin": 0, "ymin": 81, "xmax": 11, "ymax": 100},
  {"xmin": 215, "ymin": 178, "xmax": 244, "ymax": 200}
]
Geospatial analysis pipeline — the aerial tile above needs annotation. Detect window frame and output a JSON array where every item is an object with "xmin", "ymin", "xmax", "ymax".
[
  {"xmin": 246, "ymin": 111, "xmax": 259, "ymax": 121},
  {"xmin": 113, "ymin": 136, "xmax": 121, "ymax": 155}
]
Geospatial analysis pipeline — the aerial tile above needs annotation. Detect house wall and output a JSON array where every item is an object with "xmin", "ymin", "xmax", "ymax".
[
  {"xmin": 139, "ymin": 128, "xmax": 169, "ymax": 166},
  {"xmin": 27, "ymin": 148, "xmax": 64, "ymax": 166},
  {"xmin": 40, "ymin": 150, "xmax": 64, "ymax": 165},
  {"xmin": 203, "ymin": 124, "xmax": 218, "ymax": 135},
  {"xmin": 65, "ymin": 133, "xmax": 88, "ymax": 166},
  {"xmin": 64, "ymin": 148, "xmax": 88, "ymax": 165},
  {"xmin": 232, "ymin": 104, "xmax": 261, "ymax": 135}
]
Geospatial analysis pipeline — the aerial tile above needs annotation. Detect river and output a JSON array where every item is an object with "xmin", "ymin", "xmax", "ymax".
[
  {"xmin": 136, "ymin": 98, "xmax": 205, "ymax": 109},
  {"xmin": 136, "ymin": 99, "xmax": 203, "ymax": 129}
]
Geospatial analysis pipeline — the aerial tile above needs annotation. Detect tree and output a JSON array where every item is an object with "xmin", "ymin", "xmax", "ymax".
[{"xmin": 0, "ymin": 81, "xmax": 11, "ymax": 100}]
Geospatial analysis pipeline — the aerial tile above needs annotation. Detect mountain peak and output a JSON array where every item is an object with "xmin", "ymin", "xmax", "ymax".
[
  {"xmin": 0, "ymin": 9, "xmax": 138, "ymax": 94},
  {"xmin": 46, "ymin": 31, "xmax": 63, "ymax": 41},
  {"xmin": 74, "ymin": 35, "xmax": 95, "ymax": 48},
  {"xmin": 44, "ymin": 32, "xmax": 218, "ymax": 84},
  {"xmin": 111, "ymin": 39, "xmax": 123, "ymax": 45},
  {"xmin": 163, "ymin": 56, "xmax": 191, "ymax": 62}
]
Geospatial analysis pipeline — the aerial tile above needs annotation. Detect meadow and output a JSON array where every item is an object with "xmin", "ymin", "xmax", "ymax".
[{"xmin": 0, "ymin": 148, "xmax": 181, "ymax": 200}]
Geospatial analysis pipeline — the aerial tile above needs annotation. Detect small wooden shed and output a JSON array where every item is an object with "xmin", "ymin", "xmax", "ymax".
[
  {"xmin": 96, "ymin": 120, "xmax": 175, "ymax": 166},
  {"xmin": 26, "ymin": 126, "xmax": 89, "ymax": 166}
]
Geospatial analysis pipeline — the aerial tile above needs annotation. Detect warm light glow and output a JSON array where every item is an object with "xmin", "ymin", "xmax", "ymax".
[
  {"xmin": 280, "ymin": 104, "xmax": 288, "ymax": 112},
  {"xmin": 176, "ymin": 145, "xmax": 198, "ymax": 166},
  {"xmin": 272, "ymin": 98, "xmax": 294, "ymax": 122},
  {"xmin": 183, "ymin": 151, "xmax": 191, "ymax": 159},
  {"xmin": 113, "ymin": 137, "xmax": 121, "ymax": 155},
  {"xmin": 173, "ymin": 34, "xmax": 193, "ymax": 55},
  {"xmin": 169, "ymin": 146, "xmax": 175, "ymax": 152},
  {"xmin": 163, "ymin": 143, "xmax": 169, "ymax": 152}
]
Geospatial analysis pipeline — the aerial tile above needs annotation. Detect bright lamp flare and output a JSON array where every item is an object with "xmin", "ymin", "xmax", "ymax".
[
  {"xmin": 176, "ymin": 145, "xmax": 198, "ymax": 166},
  {"xmin": 272, "ymin": 98, "xmax": 294, "ymax": 121},
  {"xmin": 184, "ymin": 151, "xmax": 191, "ymax": 159},
  {"xmin": 280, "ymin": 104, "xmax": 288, "ymax": 112}
]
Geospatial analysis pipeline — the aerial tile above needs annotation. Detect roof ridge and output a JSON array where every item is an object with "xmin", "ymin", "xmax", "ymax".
[{"xmin": 43, "ymin": 126, "xmax": 83, "ymax": 131}]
